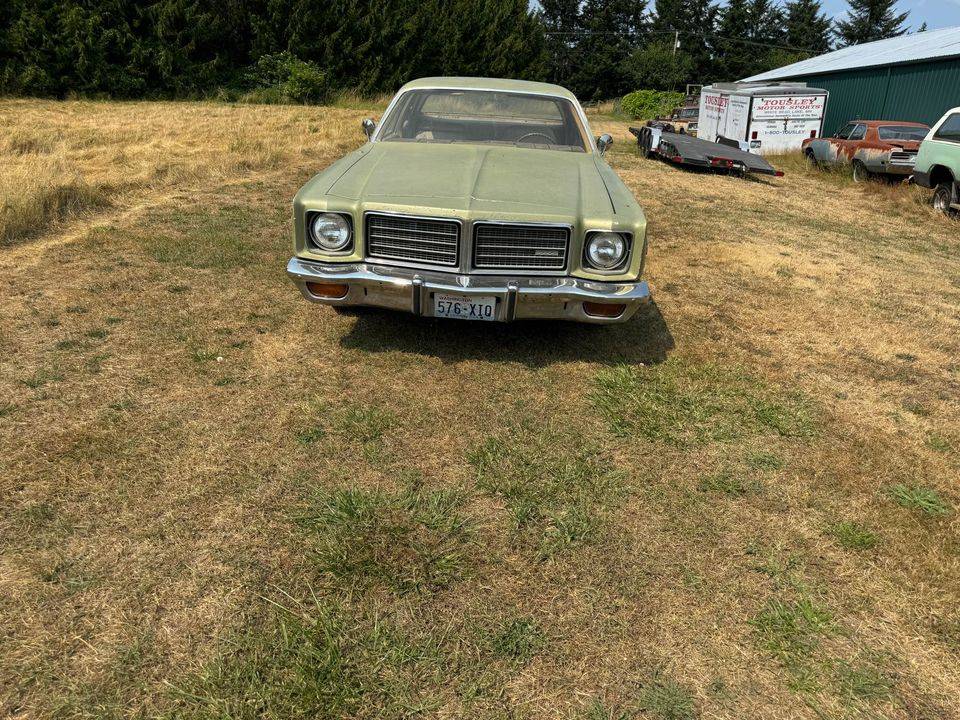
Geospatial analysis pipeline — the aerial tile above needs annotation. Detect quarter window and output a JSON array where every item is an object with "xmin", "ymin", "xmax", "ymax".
[
  {"xmin": 834, "ymin": 124, "xmax": 855, "ymax": 140},
  {"xmin": 934, "ymin": 113, "xmax": 960, "ymax": 143},
  {"xmin": 848, "ymin": 124, "xmax": 867, "ymax": 141}
]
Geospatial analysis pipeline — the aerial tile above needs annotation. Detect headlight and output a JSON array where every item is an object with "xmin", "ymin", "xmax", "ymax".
[
  {"xmin": 309, "ymin": 212, "xmax": 352, "ymax": 252},
  {"xmin": 585, "ymin": 232, "xmax": 628, "ymax": 270}
]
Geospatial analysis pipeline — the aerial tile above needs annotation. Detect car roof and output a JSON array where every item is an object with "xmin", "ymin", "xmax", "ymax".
[
  {"xmin": 397, "ymin": 77, "xmax": 579, "ymax": 102},
  {"xmin": 848, "ymin": 120, "xmax": 930, "ymax": 128}
]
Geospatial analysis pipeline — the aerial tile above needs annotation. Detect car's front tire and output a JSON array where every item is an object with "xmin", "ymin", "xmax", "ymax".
[
  {"xmin": 852, "ymin": 160, "xmax": 870, "ymax": 183},
  {"xmin": 933, "ymin": 182, "xmax": 956, "ymax": 215}
]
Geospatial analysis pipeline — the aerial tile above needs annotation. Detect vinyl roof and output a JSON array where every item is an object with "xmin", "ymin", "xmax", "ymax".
[{"xmin": 742, "ymin": 26, "xmax": 960, "ymax": 82}]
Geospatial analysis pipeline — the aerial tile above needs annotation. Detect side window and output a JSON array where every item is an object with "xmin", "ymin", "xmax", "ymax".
[
  {"xmin": 934, "ymin": 113, "xmax": 960, "ymax": 142},
  {"xmin": 848, "ymin": 124, "xmax": 867, "ymax": 141},
  {"xmin": 834, "ymin": 124, "xmax": 855, "ymax": 140}
]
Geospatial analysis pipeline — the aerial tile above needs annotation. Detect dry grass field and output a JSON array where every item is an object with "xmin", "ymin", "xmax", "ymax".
[{"xmin": 1, "ymin": 98, "xmax": 958, "ymax": 720}]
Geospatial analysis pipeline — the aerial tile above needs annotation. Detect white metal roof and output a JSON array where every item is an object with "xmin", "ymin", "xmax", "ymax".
[{"xmin": 742, "ymin": 26, "xmax": 960, "ymax": 82}]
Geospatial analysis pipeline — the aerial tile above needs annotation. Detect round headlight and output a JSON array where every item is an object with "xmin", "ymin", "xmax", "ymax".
[
  {"xmin": 310, "ymin": 213, "xmax": 351, "ymax": 251},
  {"xmin": 586, "ymin": 232, "xmax": 627, "ymax": 270}
]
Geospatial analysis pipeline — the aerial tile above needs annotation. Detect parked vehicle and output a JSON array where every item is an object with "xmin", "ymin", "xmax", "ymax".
[
  {"xmin": 287, "ymin": 77, "xmax": 651, "ymax": 323},
  {"xmin": 913, "ymin": 107, "xmax": 960, "ymax": 214},
  {"xmin": 803, "ymin": 120, "xmax": 929, "ymax": 181},
  {"xmin": 652, "ymin": 100, "xmax": 699, "ymax": 136},
  {"xmin": 698, "ymin": 82, "xmax": 829, "ymax": 155}
]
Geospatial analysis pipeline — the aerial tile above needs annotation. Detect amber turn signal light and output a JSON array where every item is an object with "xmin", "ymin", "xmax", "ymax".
[
  {"xmin": 582, "ymin": 302, "xmax": 626, "ymax": 318},
  {"xmin": 305, "ymin": 282, "xmax": 349, "ymax": 299}
]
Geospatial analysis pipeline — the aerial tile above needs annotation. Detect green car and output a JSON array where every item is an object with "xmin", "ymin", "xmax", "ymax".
[
  {"xmin": 913, "ymin": 106, "xmax": 960, "ymax": 214},
  {"xmin": 287, "ymin": 77, "xmax": 651, "ymax": 323}
]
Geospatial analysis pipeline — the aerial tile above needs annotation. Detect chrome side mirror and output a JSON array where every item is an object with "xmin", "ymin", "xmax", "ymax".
[
  {"xmin": 362, "ymin": 118, "xmax": 376, "ymax": 140},
  {"xmin": 596, "ymin": 133, "xmax": 613, "ymax": 156}
]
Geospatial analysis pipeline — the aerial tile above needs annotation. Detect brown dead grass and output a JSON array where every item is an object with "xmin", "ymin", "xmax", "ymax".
[{"xmin": 1, "ymin": 100, "xmax": 958, "ymax": 720}]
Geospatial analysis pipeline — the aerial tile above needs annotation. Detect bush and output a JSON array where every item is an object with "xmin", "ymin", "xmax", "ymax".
[
  {"xmin": 621, "ymin": 90, "xmax": 686, "ymax": 120},
  {"xmin": 246, "ymin": 52, "xmax": 330, "ymax": 105}
]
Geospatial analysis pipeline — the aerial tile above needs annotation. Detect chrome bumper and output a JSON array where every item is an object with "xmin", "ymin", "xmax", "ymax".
[{"xmin": 286, "ymin": 257, "xmax": 651, "ymax": 324}]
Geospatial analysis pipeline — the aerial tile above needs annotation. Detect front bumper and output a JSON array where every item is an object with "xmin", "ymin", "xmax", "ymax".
[{"xmin": 286, "ymin": 257, "xmax": 651, "ymax": 324}]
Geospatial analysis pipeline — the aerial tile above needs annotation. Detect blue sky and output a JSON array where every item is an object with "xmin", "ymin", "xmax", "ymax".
[{"xmin": 820, "ymin": 0, "xmax": 960, "ymax": 31}]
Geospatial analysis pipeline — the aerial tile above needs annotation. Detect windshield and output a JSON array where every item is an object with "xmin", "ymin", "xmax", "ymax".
[
  {"xmin": 878, "ymin": 125, "xmax": 929, "ymax": 141},
  {"xmin": 678, "ymin": 108, "xmax": 698, "ymax": 118},
  {"xmin": 377, "ymin": 89, "xmax": 589, "ymax": 152}
]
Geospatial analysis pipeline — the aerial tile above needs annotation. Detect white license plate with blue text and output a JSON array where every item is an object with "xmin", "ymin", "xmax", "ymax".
[{"xmin": 434, "ymin": 294, "xmax": 497, "ymax": 321}]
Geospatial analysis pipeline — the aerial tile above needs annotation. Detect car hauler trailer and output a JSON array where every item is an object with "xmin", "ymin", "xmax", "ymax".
[
  {"xmin": 629, "ymin": 126, "xmax": 783, "ymax": 177},
  {"xmin": 698, "ymin": 82, "xmax": 829, "ymax": 155}
]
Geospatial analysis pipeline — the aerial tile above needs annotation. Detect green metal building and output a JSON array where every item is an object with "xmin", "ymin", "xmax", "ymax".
[{"xmin": 742, "ymin": 27, "xmax": 960, "ymax": 135}]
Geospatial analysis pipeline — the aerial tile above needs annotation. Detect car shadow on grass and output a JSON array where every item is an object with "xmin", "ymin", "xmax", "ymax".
[{"xmin": 338, "ymin": 299, "xmax": 675, "ymax": 368}]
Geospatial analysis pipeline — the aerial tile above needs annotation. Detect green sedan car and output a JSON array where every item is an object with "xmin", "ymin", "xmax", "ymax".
[{"xmin": 287, "ymin": 77, "xmax": 651, "ymax": 323}]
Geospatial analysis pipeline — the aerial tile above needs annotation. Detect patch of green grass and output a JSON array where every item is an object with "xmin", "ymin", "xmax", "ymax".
[
  {"xmin": 698, "ymin": 469, "xmax": 761, "ymax": 497},
  {"xmin": 167, "ymin": 601, "xmax": 365, "ymax": 720},
  {"xmin": 925, "ymin": 434, "xmax": 952, "ymax": 453},
  {"xmin": 827, "ymin": 521, "xmax": 878, "ymax": 551},
  {"xmin": 0, "ymin": 402, "xmax": 18, "ymax": 417},
  {"xmin": 636, "ymin": 672, "xmax": 697, "ymax": 720},
  {"xmin": 141, "ymin": 206, "xmax": 259, "ymax": 270},
  {"xmin": 467, "ymin": 430, "xmax": 627, "ymax": 558},
  {"xmin": 578, "ymin": 699, "xmax": 629, "ymax": 720},
  {"xmin": 295, "ymin": 403, "xmax": 395, "ymax": 452},
  {"xmin": 22, "ymin": 367, "xmax": 64, "ymax": 388},
  {"xmin": 40, "ymin": 557, "xmax": 95, "ymax": 593},
  {"xmin": 591, "ymin": 361, "xmax": 817, "ymax": 447},
  {"xmin": 834, "ymin": 660, "xmax": 892, "ymax": 704},
  {"xmin": 298, "ymin": 484, "xmax": 475, "ymax": 594},
  {"xmin": 105, "ymin": 316, "xmax": 123, "ymax": 325},
  {"xmin": 750, "ymin": 596, "xmax": 833, "ymax": 666},
  {"xmin": 167, "ymin": 284, "xmax": 190, "ymax": 294},
  {"xmin": 490, "ymin": 617, "xmax": 544, "ymax": 664},
  {"xmin": 747, "ymin": 450, "xmax": 784, "ymax": 471},
  {"xmin": 55, "ymin": 338, "xmax": 84, "ymax": 351},
  {"xmin": 190, "ymin": 346, "xmax": 220, "ymax": 363},
  {"xmin": 884, "ymin": 484, "xmax": 950, "ymax": 516},
  {"xmin": 66, "ymin": 305, "xmax": 88, "ymax": 314},
  {"xmin": 86, "ymin": 353, "xmax": 109, "ymax": 374},
  {"xmin": 85, "ymin": 328, "xmax": 108, "ymax": 339}
]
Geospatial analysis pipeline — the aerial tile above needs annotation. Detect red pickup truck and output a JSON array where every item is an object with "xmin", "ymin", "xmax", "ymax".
[{"xmin": 802, "ymin": 120, "xmax": 930, "ymax": 182}]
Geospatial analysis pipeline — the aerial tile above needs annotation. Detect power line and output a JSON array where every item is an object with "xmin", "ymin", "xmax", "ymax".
[{"xmin": 544, "ymin": 28, "xmax": 819, "ymax": 55}]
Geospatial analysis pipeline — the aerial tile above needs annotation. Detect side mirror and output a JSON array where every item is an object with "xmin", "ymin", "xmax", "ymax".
[
  {"xmin": 596, "ymin": 133, "xmax": 613, "ymax": 156},
  {"xmin": 362, "ymin": 118, "xmax": 376, "ymax": 140}
]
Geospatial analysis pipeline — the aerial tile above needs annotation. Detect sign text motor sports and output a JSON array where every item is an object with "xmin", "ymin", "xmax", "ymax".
[{"xmin": 752, "ymin": 95, "xmax": 826, "ymax": 120}]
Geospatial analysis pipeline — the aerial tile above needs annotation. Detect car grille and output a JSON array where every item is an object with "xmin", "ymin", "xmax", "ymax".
[
  {"xmin": 890, "ymin": 151, "xmax": 917, "ymax": 167},
  {"xmin": 472, "ymin": 223, "xmax": 569, "ymax": 271},
  {"xmin": 365, "ymin": 214, "xmax": 459, "ymax": 267}
]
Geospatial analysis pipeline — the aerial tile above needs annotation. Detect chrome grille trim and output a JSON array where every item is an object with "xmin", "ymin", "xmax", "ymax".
[
  {"xmin": 889, "ymin": 150, "xmax": 918, "ymax": 166},
  {"xmin": 473, "ymin": 222, "xmax": 569, "ymax": 271},
  {"xmin": 365, "ymin": 213, "xmax": 460, "ymax": 267}
]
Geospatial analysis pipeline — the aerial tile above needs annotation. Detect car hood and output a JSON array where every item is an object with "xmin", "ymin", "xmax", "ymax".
[{"xmin": 322, "ymin": 142, "xmax": 614, "ymax": 218}]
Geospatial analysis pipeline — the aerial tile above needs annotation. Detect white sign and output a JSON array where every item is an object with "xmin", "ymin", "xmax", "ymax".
[{"xmin": 752, "ymin": 95, "xmax": 826, "ymax": 120}]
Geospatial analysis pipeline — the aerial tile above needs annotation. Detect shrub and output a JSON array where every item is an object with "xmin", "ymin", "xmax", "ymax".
[
  {"xmin": 245, "ymin": 52, "xmax": 330, "ymax": 105},
  {"xmin": 621, "ymin": 89, "xmax": 686, "ymax": 120}
]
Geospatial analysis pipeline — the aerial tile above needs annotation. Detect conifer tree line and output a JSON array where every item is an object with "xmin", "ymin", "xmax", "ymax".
[{"xmin": 0, "ymin": 0, "xmax": 913, "ymax": 101}]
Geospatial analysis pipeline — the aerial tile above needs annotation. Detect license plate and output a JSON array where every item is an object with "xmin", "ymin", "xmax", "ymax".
[{"xmin": 434, "ymin": 294, "xmax": 497, "ymax": 321}]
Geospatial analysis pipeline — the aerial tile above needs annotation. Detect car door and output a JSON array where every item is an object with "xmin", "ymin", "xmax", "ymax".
[
  {"xmin": 817, "ymin": 123, "xmax": 855, "ymax": 164},
  {"xmin": 838, "ymin": 123, "xmax": 867, "ymax": 162}
]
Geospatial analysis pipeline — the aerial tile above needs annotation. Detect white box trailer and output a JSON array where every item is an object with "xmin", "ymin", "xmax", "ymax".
[{"xmin": 698, "ymin": 82, "xmax": 829, "ymax": 155}]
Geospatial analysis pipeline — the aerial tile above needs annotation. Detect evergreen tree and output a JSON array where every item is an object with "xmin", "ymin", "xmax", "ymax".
[
  {"xmin": 568, "ymin": 0, "xmax": 647, "ymax": 99},
  {"xmin": 649, "ymin": 0, "xmax": 719, "ymax": 86},
  {"xmin": 539, "ymin": 0, "xmax": 581, "ymax": 87},
  {"xmin": 835, "ymin": 0, "xmax": 909, "ymax": 46},
  {"xmin": 783, "ymin": 0, "xmax": 832, "ymax": 53}
]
